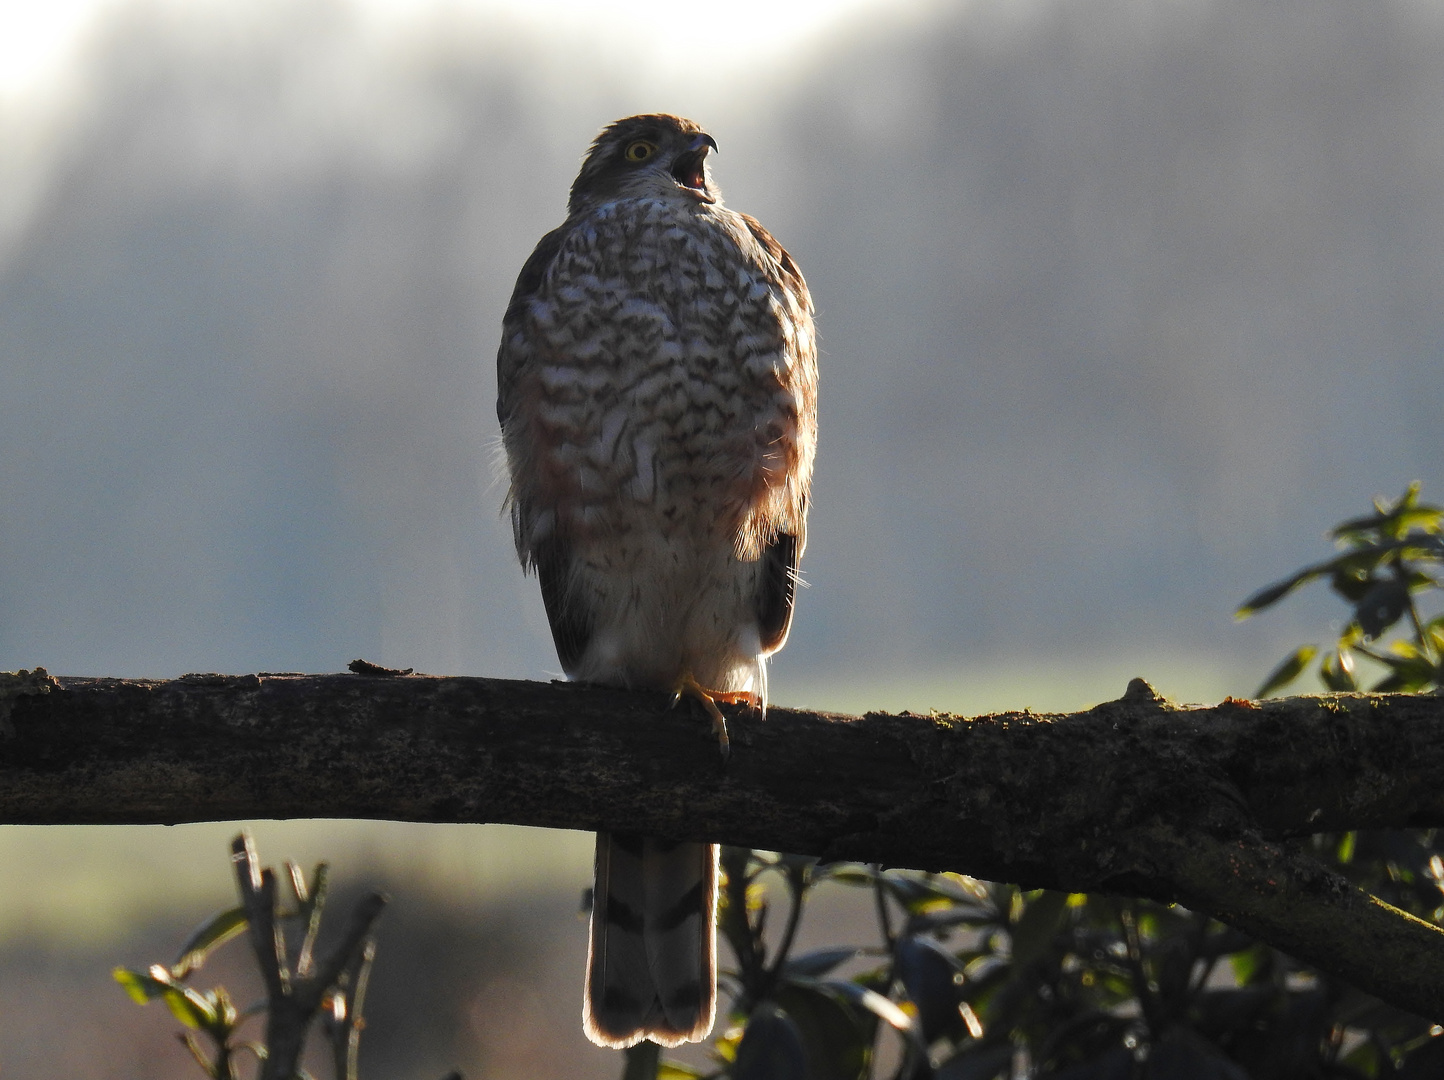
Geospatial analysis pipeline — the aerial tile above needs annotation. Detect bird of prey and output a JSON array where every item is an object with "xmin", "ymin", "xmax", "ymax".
[{"xmin": 496, "ymin": 114, "xmax": 817, "ymax": 1049}]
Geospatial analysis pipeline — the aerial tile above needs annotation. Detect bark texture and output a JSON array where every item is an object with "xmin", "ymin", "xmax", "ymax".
[{"xmin": 3, "ymin": 669, "xmax": 1444, "ymax": 1019}]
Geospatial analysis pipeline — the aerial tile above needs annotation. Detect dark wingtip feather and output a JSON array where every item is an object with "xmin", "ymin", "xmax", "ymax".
[
  {"xmin": 534, "ymin": 538, "xmax": 591, "ymax": 674},
  {"xmin": 757, "ymin": 532, "xmax": 800, "ymax": 653}
]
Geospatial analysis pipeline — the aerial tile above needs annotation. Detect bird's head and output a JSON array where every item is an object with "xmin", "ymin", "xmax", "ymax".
[{"xmin": 568, "ymin": 114, "xmax": 719, "ymax": 215}]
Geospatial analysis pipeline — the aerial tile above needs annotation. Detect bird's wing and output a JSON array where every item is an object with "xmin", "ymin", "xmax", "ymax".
[
  {"xmin": 737, "ymin": 212, "xmax": 814, "ymax": 320},
  {"xmin": 757, "ymin": 525, "xmax": 803, "ymax": 655},
  {"xmin": 496, "ymin": 221, "xmax": 570, "ymax": 435},
  {"xmin": 736, "ymin": 213, "xmax": 818, "ymax": 584},
  {"xmin": 496, "ymin": 220, "xmax": 596, "ymax": 673},
  {"xmin": 533, "ymin": 535, "xmax": 592, "ymax": 674}
]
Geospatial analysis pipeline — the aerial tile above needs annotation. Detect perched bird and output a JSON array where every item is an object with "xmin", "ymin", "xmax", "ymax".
[{"xmin": 496, "ymin": 114, "xmax": 817, "ymax": 1048}]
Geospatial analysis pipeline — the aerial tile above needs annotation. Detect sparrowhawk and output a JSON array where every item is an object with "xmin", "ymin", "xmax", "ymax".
[{"xmin": 496, "ymin": 113, "xmax": 818, "ymax": 1048}]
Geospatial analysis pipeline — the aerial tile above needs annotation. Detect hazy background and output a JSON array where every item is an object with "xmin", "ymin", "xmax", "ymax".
[{"xmin": 2, "ymin": 0, "xmax": 1442, "ymax": 1074}]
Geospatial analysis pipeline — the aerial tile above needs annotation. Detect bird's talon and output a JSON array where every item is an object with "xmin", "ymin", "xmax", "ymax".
[
  {"xmin": 709, "ymin": 703, "xmax": 731, "ymax": 760},
  {"xmin": 673, "ymin": 672, "xmax": 734, "ymax": 760}
]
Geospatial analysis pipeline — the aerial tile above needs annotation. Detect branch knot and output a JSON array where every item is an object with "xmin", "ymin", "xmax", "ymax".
[{"xmin": 0, "ymin": 667, "xmax": 59, "ymax": 738}]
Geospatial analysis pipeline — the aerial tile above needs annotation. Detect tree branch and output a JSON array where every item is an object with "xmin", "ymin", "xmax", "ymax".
[
  {"xmin": 230, "ymin": 832, "xmax": 387, "ymax": 1080},
  {"xmin": 4, "ymin": 669, "xmax": 1444, "ymax": 1019}
]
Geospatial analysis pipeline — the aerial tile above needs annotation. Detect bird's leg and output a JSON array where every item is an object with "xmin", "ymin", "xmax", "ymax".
[{"xmin": 671, "ymin": 672, "xmax": 751, "ymax": 760}]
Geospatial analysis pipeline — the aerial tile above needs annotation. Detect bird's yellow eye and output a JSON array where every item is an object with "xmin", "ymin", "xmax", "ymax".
[{"xmin": 623, "ymin": 140, "xmax": 657, "ymax": 163}]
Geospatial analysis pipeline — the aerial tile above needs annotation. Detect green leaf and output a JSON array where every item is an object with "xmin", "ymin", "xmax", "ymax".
[
  {"xmin": 1254, "ymin": 646, "xmax": 1318, "ymax": 698},
  {"xmin": 1236, "ymin": 570, "xmax": 1321, "ymax": 618},
  {"xmin": 772, "ymin": 982, "xmax": 872, "ymax": 1080},
  {"xmin": 1319, "ymin": 650, "xmax": 1357, "ymax": 692},
  {"xmin": 1190, "ymin": 987, "xmax": 1276, "ymax": 1040},
  {"xmin": 732, "ymin": 1005, "xmax": 809, "ymax": 1080},
  {"xmin": 1333, "ymin": 508, "xmax": 1402, "ymax": 537},
  {"xmin": 1373, "ymin": 671, "xmax": 1430, "ymax": 693},
  {"xmin": 1197, "ymin": 928, "xmax": 1255, "ymax": 960},
  {"xmin": 113, "ymin": 966, "xmax": 171, "ymax": 1005},
  {"xmin": 1229, "ymin": 945, "xmax": 1272, "ymax": 986},
  {"xmin": 814, "ymin": 865, "xmax": 876, "ymax": 888},
  {"xmin": 809, "ymin": 978, "xmax": 919, "ymax": 1040},
  {"xmin": 1403, "ymin": 568, "xmax": 1441, "ymax": 594},
  {"xmin": 1038, "ymin": 1047, "xmax": 1134, "ymax": 1080},
  {"xmin": 172, "ymin": 906, "xmax": 248, "ymax": 977},
  {"xmin": 161, "ymin": 986, "xmax": 218, "ymax": 1030},
  {"xmin": 1136, "ymin": 903, "xmax": 1190, "ymax": 941},
  {"xmin": 933, "ymin": 1043, "xmax": 1015, "ymax": 1080},
  {"xmin": 1331, "ymin": 483, "xmax": 1441, "ymax": 540},
  {"xmin": 958, "ymin": 955, "xmax": 1012, "ymax": 1006},
  {"xmin": 1412, "ymin": 536, "xmax": 1444, "ymax": 559},
  {"xmin": 1336, "ymin": 832, "xmax": 1357, "ymax": 864},
  {"xmin": 1355, "ymin": 579, "xmax": 1410, "ymax": 638},
  {"xmin": 1147, "ymin": 1028, "xmax": 1249, "ymax": 1079},
  {"xmin": 881, "ymin": 870, "xmax": 986, "ymax": 913},
  {"xmin": 774, "ymin": 853, "xmax": 818, "ymax": 889},
  {"xmin": 896, "ymin": 935, "xmax": 967, "ymax": 1042},
  {"xmin": 1400, "ymin": 1034, "xmax": 1444, "ymax": 1079},
  {"xmin": 708, "ymin": 1024, "xmax": 741, "ymax": 1065},
  {"xmin": 1392, "ymin": 506, "xmax": 1444, "ymax": 536},
  {"xmin": 1330, "ymin": 568, "xmax": 1378, "ymax": 602},
  {"xmin": 1366, "ymin": 645, "xmax": 1437, "ymax": 691},
  {"xmin": 1342, "ymin": 1039, "xmax": 1383, "ymax": 1073},
  {"xmin": 781, "ymin": 947, "xmax": 868, "ymax": 980},
  {"xmin": 656, "ymin": 1064, "xmax": 707, "ymax": 1080},
  {"xmin": 1009, "ymin": 890, "xmax": 1067, "ymax": 966},
  {"xmin": 904, "ymin": 904, "xmax": 998, "ymax": 936}
]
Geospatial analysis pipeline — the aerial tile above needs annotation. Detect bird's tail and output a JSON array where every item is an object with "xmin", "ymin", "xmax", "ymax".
[{"xmin": 583, "ymin": 832, "xmax": 718, "ymax": 1048}]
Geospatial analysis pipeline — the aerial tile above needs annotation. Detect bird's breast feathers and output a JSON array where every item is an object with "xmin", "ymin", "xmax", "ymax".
[{"xmin": 503, "ymin": 196, "xmax": 816, "ymax": 562}]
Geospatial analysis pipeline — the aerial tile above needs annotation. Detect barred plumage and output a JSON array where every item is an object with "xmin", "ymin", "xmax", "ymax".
[{"xmin": 496, "ymin": 114, "xmax": 817, "ymax": 1048}]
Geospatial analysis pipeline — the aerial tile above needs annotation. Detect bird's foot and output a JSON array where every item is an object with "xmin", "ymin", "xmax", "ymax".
[{"xmin": 671, "ymin": 672, "xmax": 751, "ymax": 761}]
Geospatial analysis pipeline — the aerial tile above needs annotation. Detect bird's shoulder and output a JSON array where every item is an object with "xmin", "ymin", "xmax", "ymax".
[
  {"xmin": 497, "ymin": 224, "xmax": 566, "ymax": 424},
  {"xmin": 501, "ymin": 221, "xmax": 572, "ymax": 329},
  {"xmin": 500, "ymin": 201, "xmax": 674, "ymax": 320},
  {"xmin": 731, "ymin": 211, "xmax": 813, "ymax": 316},
  {"xmin": 496, "ymin": 213, "xmax": 606, "ymax": 418}
]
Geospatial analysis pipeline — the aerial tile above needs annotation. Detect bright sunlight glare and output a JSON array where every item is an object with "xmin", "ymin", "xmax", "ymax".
[
  {"xmin": 358, "ymin": 0, "xmax": 912, "ymax": 70},
  {"xmin": 0, "ymin": 0, "xmax": 920, "ymax": 100},
  {"xmin": 0, "ymin": 0, "xmax": 122, "ymax": 98}
]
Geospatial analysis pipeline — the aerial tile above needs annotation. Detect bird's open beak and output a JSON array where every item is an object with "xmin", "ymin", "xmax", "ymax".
[{"xmin": 671, "ymin": 133, "xmax": 718, "ymax": 196}]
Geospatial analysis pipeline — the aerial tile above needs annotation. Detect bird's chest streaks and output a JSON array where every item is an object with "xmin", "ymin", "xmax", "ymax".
[{"xmin": 521, "ymin": 200, "xmax": 799, "ymax": 539}]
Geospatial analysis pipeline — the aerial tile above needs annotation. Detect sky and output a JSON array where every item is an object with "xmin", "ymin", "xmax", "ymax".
[{"xmin": 0, "ymin": 0, "xmax": 926, "ymax": 99}]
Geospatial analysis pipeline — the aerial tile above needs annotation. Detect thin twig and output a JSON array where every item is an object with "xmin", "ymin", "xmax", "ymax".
[
  {"xmin": 873, "ymin": 867, "xmax": 895, "ymax": 951},
  {"xmin": 232, "ymin": 834, "xmax": 288, "ymax": 1000},
  {"xmin": 324, "ymin": 938, "xmax": 376, "ymax": 1080},
  {"xmin": 761, "ymin": 877, "xmax": 806, "ymax": 998},
  {"xmin": 311, "ymin": 893, "xmax": 387, "ymax": 1002},
  {"xmin": 1116, "ymin": 901, "xmax": 1164, "ymax": 1037}
]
